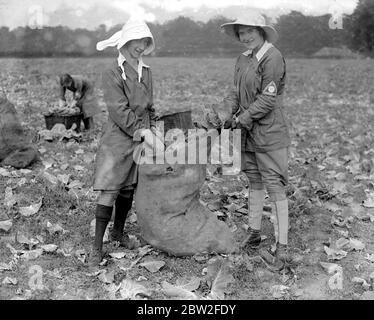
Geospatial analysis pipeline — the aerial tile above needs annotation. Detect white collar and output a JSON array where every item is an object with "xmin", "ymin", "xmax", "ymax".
[
  {"xmin": 242, "ymin": 41, "xmax": 273, "ymax": 62},
  {"xmin": 117, "ymin": 53, "xmax": 149, "ymax": 82}
]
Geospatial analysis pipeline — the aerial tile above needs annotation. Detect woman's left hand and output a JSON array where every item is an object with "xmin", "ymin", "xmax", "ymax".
[
  {"xmin": 224, "ymin": 117, "xmax": 236, "ymax": 129},
  {"xmin": 224, "ymin": 116, "xmax": 240, "ymax": 129}
]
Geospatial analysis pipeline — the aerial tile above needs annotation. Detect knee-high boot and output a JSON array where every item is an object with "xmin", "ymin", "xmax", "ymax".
[
  {"xmin": 110, "ymin": 193, "xmax": 134, "ymax": 248},
  {"xmin": 89, "ymin": 204, "xmax": 113, "ymax": 266}
]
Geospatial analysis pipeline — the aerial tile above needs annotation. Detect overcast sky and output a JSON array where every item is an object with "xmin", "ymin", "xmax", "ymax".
[{"xmin": 0, "ymin": 0, "xmax": 359, "ymax": 29}]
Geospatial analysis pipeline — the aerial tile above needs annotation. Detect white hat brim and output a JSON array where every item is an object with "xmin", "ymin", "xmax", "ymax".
[
  {"xmin": 117, "ymin": 35, "xmax": 155, "ymax": 55},
  {"xmin": 96, "ymin": 20, "xmax": 155, "ymax": 55},
  {"xmin": 221, "ymin": 20, "xmax": 278, "ymax": 43}
]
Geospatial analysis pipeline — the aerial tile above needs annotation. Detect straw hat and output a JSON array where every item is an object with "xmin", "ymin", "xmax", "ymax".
[
  {"xmin": 96, "ymin": 19, "xmax": 155, "ymax": 55},
  {"xmin": 221, "ymin": 12, "xmax": 278, "ymax": 43}
]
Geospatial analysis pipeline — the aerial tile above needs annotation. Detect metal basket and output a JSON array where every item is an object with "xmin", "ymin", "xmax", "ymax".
[{"xmin": 44, "ymin": 113, "xmax": 83, "ymax": 132}]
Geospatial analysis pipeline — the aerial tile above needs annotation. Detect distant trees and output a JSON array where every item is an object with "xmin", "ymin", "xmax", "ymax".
[
  {"xmin": 199, "ymin": 16, "xmax": 243, "ymax": 56},
  {"xmin": 276, "ymin": 11, "xmax": 352, "ymax": 57},
  {"xmin": 0, "ymin": 6, "xmax": 372, "ymax": 58},
  {"xmin": 0, "ymin": 26, "xmax": 95, "ymax": 57},
  {"xmin": 160, "ymin": 16, "xmax": 201, "ymax": 56},
  {"xmin": 0, "ymin": 27, "xmax": 15, "ymax": 55},
  {"xmin": 349, "ymin": 0, "xmax": 374, "ymax": 54},
  {"xmin": 155, "ymin": 16, "xmax": 242, "ymax": 56}
]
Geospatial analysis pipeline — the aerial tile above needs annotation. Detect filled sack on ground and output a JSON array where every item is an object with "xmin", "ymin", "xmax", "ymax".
[{"xmin": 135, "ymin": 110, "xmax": 237, "ymax": 256}]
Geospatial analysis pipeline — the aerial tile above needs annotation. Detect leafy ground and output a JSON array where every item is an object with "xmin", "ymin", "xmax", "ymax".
[{"xmin": 1, "ymin": 57, "xmax": 374, "ymax": 300}]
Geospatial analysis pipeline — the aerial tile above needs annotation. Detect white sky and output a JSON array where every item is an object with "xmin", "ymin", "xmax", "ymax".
[{"xmin": 0, "ymin": 0, "xmax": 359, "ymax": 28}]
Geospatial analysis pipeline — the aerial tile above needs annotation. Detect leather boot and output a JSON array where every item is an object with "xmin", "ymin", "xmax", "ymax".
[
  {"xmin": 110, "ymin": 193, "xmax": 135, "ymax": 249},
  {"xmin": 88, "ymin": 204, "xmax": 112, "ymax": 266},
  {"xmin": 271, "ymin": 243, "xmax": 293, "ymax": 271},
  {"xmin": 240, "ymin": 227, "xmax": 261, "ymax": 249},
  {"xmin": 241, "ymin": 189, "xmax": 265, "ymax": 249}
]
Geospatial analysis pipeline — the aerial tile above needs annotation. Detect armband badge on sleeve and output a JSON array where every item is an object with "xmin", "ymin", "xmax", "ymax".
[{"xmin": 263, "ymin": 81, "xmax": 277, "ymax": 97}]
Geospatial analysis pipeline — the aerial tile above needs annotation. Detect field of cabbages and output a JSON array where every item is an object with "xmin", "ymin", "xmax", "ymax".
[{"xmin": 1, "ymin": 56, "xmax": 374, "ymax": 300}]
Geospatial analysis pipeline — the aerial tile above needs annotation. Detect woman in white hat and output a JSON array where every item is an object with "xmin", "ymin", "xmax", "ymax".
[
  {"xmin": 89, "ymin": 19, "xmax": 161, "ymax": 266},
  {"xmin": 221, "ymin": 12, "xmax": 291, "ymax": 269}
]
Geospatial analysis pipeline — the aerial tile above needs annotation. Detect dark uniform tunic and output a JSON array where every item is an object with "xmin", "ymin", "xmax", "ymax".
[
  {"xmin": 93, "ymin": 61, "xmax": 155, "ymax": 191},
  {"xmin": 232, "ymin": 45, "xmax": 290, "ymax": 152},
  {"xmin": 226, "ymin": 42, "xmax": 291, "ymax": 200}
]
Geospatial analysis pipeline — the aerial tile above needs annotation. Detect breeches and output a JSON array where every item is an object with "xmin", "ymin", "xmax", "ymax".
[{"xmin": 241, "ymin": 148, "xmax": 288, "ymax": 201}]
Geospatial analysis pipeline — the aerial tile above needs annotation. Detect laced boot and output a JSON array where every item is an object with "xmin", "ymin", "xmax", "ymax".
[
  {"xmin": 240, "ymin": 227, "xmax": 261, "ymax": 249},
  {"xmin": 273, "ymin": 243, "xmax": 293, "ymax": 270}
]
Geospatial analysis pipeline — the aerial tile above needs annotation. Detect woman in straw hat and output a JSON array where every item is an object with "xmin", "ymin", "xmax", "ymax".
[
  {"xmin": 221, "ymin": 12, "xmax": 292, "ymax": 269},
  {"xmin": 89, "ymin": 19, "xmax": 162, "ymax": 266}
]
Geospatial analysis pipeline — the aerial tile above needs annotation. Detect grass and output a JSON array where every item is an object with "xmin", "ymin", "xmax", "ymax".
[{"xmin": 1, "ymin": 56, "xmax": 374, "ymax": 300}]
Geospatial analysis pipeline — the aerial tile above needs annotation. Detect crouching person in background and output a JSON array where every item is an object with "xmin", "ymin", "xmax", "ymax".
[{"xmin": 58, "ymin": 73, "xmax": 101, "ymax": 130}]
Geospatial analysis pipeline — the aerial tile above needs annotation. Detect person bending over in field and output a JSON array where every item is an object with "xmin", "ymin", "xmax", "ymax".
[
  {"xmin": 90, "ymin": 19, "xmax": 163, "ymax": 266},
  {"xmin": 221, "ymin": 12, "xmax": 293, "ymax": 270},
  {"xmin": 58, "ymin": 73, "xmax": 101, "ymax": 130}
]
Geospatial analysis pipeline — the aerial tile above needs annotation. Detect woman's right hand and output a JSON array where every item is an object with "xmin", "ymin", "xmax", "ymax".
[
  {"xmin": 140, "ymin": 129, "xmax": 165, "ymax": 155},
  {"xmin": 59, "ymin": 99, "xmax": 66, "ymax": 108},
  {"xmin": 224, "ymin": 118, "xmax": 237, "ymax": 129},
  {"xmin": 150, "ymin": 125, "xmax": 164, "ymax": 141}
]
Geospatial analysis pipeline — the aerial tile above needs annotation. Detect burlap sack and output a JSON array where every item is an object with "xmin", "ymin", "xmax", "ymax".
[
  {"xmin": 0, "ymin": 97, "xmax": 38, "ymax": 168},
  {"xmin": 135, "ymin": 110, "xmax": 237, "ymax": 256},
  {"xmin": 135, "ymin": 163, "xmax": 237, "ymax": 256}
]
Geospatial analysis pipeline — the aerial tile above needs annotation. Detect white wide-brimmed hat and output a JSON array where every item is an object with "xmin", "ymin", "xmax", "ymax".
[
  {"xmin": 221, "ymin": 12, "xmax": 278, "ymax": 44},
  {"xmin": 96, "ymin": 19, "xmax": 155, "ymax": 55}
]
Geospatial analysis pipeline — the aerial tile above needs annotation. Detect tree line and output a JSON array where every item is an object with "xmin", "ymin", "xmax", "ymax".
[{"xmin": 0, "ymin": 0, "xmax": 372, "ymax": 58}]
